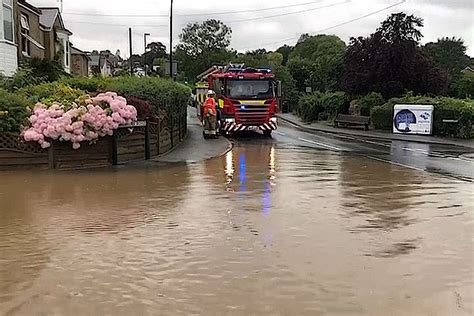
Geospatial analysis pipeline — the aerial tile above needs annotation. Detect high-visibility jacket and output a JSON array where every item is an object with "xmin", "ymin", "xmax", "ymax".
[{"xmin": 203, "ymin": 97, "xmax": 217, "ymax": 116}]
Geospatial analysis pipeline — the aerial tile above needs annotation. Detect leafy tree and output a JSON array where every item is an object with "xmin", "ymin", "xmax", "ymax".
[
  {"xmin": 143, "ymin": 42, "xmax": 167, "ymax": 72},
  {"xmin": 177, "ymin": 19, "xmax": 232, "ymax": 57},
  {"xmin": 287, "ymin": 57, "xmax": 314, "ymax": 92},
  {"xmin": 340, "ymin": 12, "xmax": 447, "ymax": 98},
  {"xmin": 175, "ymin": 20, "xmax": 233, "ymax": 80},
  {"xmin": 456, "ymin": 72, "xmax": 474, "ymax": 98},
  {"xmin": 287, "ymin": 34, "xmax": 346, "ymax": 92},
  {"xmin": 423, "ymin": 37, "xmax": 471, "ymax": 94},
  {"xmin": 276, "ymin": 45, "xmax": 294, "ymax": 65},
  {"xmin": 378, "ymin": 12, "xmax": 423, "ymax": 43}
]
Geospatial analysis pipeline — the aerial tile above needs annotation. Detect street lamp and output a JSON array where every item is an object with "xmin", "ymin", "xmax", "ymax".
[{"xmin": 144, "ymin": 33, "xmax": 150, "ymax": 76}]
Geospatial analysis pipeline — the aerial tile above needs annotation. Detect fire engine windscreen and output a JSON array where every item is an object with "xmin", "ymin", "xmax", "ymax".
[{"xmin": 226, "ymin": 80, "xmax": 274, "ymax": 100}]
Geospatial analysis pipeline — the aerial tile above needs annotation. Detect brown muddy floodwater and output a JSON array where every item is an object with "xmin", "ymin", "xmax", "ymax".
[{"xmin": 0, "ymin": 143, "xmax": 473, "ymax": 315}]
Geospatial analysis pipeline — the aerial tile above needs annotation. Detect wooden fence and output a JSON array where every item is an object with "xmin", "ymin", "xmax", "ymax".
[{"xmin": 0, "ymin": 109, "xmax": 187, "ymax": 170}]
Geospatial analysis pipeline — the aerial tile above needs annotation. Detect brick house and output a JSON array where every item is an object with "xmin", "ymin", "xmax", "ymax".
[{"xmin": 0, "ymin": 0, "xmax": 17, "ymax": 76}]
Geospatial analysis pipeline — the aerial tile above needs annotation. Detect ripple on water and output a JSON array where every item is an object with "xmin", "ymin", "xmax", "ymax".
[{"xmin": 0, "ymin": 146, "xmax": 472, "ymax": 315}]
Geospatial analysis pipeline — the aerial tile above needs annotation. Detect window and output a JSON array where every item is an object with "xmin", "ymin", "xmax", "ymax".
[
  {"xmin": 20, "ymin": 14, "xmax": 30, "ymax": 56},
  {"xmin": 3, "ymin": 0, "xmax": 14, "ymax": 42}
]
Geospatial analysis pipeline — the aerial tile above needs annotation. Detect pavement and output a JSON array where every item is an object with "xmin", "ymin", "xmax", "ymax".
[
  {"xmin": 277, "ymin": 112, "xmax": 474, "ymax": 149},
  {"xmin": 153, "ymin": 107, "xmax": 232, "ymax": 163}
]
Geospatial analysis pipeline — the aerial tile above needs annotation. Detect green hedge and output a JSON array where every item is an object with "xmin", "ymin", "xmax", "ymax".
[
  {"xmin": 371, "ymin": 94, "xmax": 474, "ymax": 139},
  {"xmin": 105, "ymin": 77, "xmax": 191, "ymax": 117},
  {"xmin": 358, "ymin": 92, "xmax": 385, "ymax": 116},
  {"xmin": 18, "ymin": 83, "xmax": 86, "ymax": 107},
  {"xmin": 0, "ymin": 89, "xmax": 30, "ymax": 133},
  {"xmin": 297, "ymin": 91, "xmax": 348, "ymax": 122}
]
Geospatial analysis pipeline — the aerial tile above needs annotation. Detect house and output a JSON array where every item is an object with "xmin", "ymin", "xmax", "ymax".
[
  {"xmin": 71, "ymin": 46, "xmax": 89, "ymax": 76},
  {"xmin": 89, "ymin": 52, "xmax": 113, "ymax": 77},
  {"xmin": 0, "ymin": 0, "xmax": 18, "ymax": 76},
  {"xmin": 461, "ymin": 66, "xmax": 474, "ymax": 74},
  {"xmin": 16, "ymin": 0, "xmax": 44, "ymax": 59},
  {"xmin": 38, "ymin": 7, "xmax": 72, "ymax": 73}
]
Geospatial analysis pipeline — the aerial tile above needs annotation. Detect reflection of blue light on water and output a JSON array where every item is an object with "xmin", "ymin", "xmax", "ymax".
[
  {"xmin": 263, "ymin": 181, "xmax": 271, "ymax": 215},
  {"xmin": 239, "ymin": 153, "xmax": 246, "ymax": 191}
]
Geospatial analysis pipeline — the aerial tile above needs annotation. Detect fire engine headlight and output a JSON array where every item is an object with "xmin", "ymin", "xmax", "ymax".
[
  {"xmin": 225, "ymin": 118, "xmax": 235, "ymax": 123},
  {"xmin": 270, "ymin": 117, "xmax": 278, "ymax": 124}
]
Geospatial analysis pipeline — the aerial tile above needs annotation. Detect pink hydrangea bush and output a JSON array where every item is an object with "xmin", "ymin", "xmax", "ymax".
[{"xmin": 23, "ymin": 92, "xmax": 137, "ymax": 149}]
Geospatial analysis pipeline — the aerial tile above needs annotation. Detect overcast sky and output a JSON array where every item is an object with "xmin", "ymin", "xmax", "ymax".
[{"xmin": 29, "ymin": 0, "xmax": 474, "ymax": 57}]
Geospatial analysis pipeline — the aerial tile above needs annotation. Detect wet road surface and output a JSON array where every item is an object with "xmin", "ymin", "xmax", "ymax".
[{"xmin": 0, "ymin": 125, "xmax": 473, "ymax": 315}]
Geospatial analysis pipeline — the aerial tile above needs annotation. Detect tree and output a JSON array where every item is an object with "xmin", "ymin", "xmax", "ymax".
[
  {"xmin": 378, "ymin": 12, "xmax": 423, "ymax": 43},
  {"xmin": 143, "ymin": 42, "xmax": 167, "ymax": 74},
  {"xmin": 340, "ymin": 12, "xmax": 447, "ymax": 98},
  {"xmin": 287, "ymin": 34, "xmax": 346, "ymax": 92},
  {"xmin": 423, "ymin": 37, "xmax": 471, "ymax": 94},
  {"xmin": 176, "ymin": 20, "xmax": 233, "ymax": 80},
  {"xmin": 276, "ymin": 45, "xmax": 294, "ymax": 65},
  {"xmin": 177, "ymin": 19, "xmax": 232, "ymax": 57}
]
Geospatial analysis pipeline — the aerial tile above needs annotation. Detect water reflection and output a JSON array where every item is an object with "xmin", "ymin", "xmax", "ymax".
[
  {"xmin": 0, "ymin": 143, "xmax": 472, "ymax": 315},
  {"xmin": 339, "ymin": 155, "xmax": 420, "ymax": 232}
]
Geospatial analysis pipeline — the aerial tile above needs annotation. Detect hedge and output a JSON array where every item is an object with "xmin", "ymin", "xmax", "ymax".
[
  {"xmin": 0, "ymin": 89, "xmax": 30, "ymax": 133},
  {"xmin": 371, "ymin": 94, "xmax": 474, "ymax": 139},
  {"xmin": 297, "ymin": 91, "xmax": 349, "ymax": 122},
  {"xmin": 358, "ymin": 92, "xmax": 385, "ymax": 116},
  {"xmin": 1, "ymin": 77, "xmax": 191, "ymax": 133}
]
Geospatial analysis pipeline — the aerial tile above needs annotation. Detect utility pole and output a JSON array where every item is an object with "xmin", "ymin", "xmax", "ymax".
[
  {"xmin": 58, "ymin": 0, "xmax": 63, "ymax": 13},
  {"xmin": 144, "ymin": 33, "xmax": 150, "ymax": 77},
  {"xmin": 129, "ymin": 28, "xmax": 133, "ymax": 76},
  {"xmin": 169, "ymin": 0, "xmax": 174, "ymax": 80}
]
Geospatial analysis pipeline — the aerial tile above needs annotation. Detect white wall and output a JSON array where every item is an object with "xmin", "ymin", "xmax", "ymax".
[
  {"xmin": 0, "ymin": 42, "xmax": 18, "ymax": 76},
  {"xmin": 0, "ymin": 3, "xmax": 18, "ymax": 76}
]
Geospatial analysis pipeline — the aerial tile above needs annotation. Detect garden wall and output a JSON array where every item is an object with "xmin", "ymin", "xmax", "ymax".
[{"xmin": 0, "ymin": 109, "xmax": 187, "ymax": 170}]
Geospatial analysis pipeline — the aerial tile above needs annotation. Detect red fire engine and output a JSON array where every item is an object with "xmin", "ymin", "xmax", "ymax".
[{"xmin": 197, "ymin": 64, "xmax": 282, "ymax": 136}]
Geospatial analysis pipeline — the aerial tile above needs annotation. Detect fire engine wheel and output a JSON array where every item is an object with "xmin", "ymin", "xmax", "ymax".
[{"xmin": 263, "ymin": 130, "xmax": 273, "ymax": 138}]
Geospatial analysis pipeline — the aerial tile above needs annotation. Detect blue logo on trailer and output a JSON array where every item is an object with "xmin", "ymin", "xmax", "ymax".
[{"xmin": 394, "ymin": 109, "xmax": 417, "ymax": 132}]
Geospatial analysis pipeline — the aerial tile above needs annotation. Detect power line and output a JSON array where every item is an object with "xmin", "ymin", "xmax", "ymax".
[
  {"xmin": 63, "ymin": 12, "xmax": 168, "ymax": 18},
  {"xmin": 66, "ymin": 20, "xmax": 168, "ymax": 27},
  {"xmin": 178, "ymin": 0, "xmax": 325, "ymax": 17},
  {"xmin": 61, "ymin": 0, "xmax": 331, "ymax": 18},
  {"xmin": 239, "ymin": 0, "xmax": 407, "ymax": 50},
  {"xmin": 226, "ymin": 0, "xmax": 350, "ymax": 24}
]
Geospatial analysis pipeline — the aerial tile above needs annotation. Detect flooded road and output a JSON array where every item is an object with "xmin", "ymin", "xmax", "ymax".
[{"xmin": 1, "ymin": 132, "xmax": 473, "ymax": 315}]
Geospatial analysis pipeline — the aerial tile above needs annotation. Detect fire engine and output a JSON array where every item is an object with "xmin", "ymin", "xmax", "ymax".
[{"xmin": 196, "ymin": 64, "xmax": 282, "ymax": 136}]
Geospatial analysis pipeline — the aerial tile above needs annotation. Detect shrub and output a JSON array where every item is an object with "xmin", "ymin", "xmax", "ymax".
[
  {"xmin": 104, "ymin": 77, "xmax": 191, "ymax": 117},
  {"xmin": 0, "ymin": 89, "xmax": 31, "ymax": 133},
  {"xmin": 60, "ymin": 76, "xmax": 110, "ymax": 93},
  {"xmin": 3, "ymin": 64, "xmax": 46, "ymax": 90},
  {"xmin": 371, "ymin": 94, "xmax": 474, "ymax": 139},
  {"xmin": 27, "ymin": 58, "xmax": 67, "ymax": 82},
  {"xmin": 126, "ymin": 97, "xmax": 157, "ymax": 121},
  {"xmin": 297, "ymin": 93, "xmax": 324, "ymax": 122},
  {"xmin": 358, "ymin": 92, "xmax": 385, "ymax": 116},
  {"xmin": 321, "ymin": 91, "xmax": 349, "ymax": 119},
  {"xmin": 18, "ymin": 83, "xmax": 86, "ymax": 108},
  {"xmin": 297, "ymin": 91, "xmax": 348, "ymax": 122},
  {"xmin": 23, "ymin": 92, "xmax": 137, "ymax": 149}
]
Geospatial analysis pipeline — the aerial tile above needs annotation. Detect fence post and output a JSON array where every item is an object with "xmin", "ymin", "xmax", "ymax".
[
  {"xmin": 179, "ymin": 112, "xmax": 182, "ymax": 141},
  {"xmin": 170, "ymin": 116, "xmax": 174, "ymax": 148},
  {"xmin": 112, "ymin": 134, "xmax": 118, "ymax": 165},
  {"xmin": 48, "ymin": 142, "xmax": 55, "ymax": 169},
  {"xmin": 145, "ymin": 120, "xmax": 150, "ymax": 160},
  {"xmin": 157, "ymin": 120, "xmax": 161, "ymax": 155}
]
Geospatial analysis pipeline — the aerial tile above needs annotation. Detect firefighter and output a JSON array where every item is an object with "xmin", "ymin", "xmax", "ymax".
[{"xmin": 202, "ymin": 90, "xmax": 218, "ymax": 138}]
